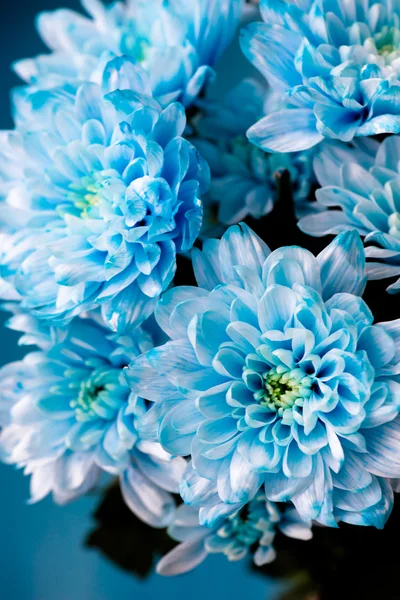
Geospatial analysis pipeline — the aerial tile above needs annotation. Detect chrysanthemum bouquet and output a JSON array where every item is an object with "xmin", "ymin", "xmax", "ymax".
[{"xmin": 3, "ymin": 0, "xmax": 400, "ymax": 592}]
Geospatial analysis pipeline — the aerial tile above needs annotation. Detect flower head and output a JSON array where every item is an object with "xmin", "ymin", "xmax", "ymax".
[
  {"xmin": 241, "ymin": 0, "xmax": 400, "ymax": 152},
  {"xmin": 127, "ymin": 223, "xmax": 400, "ymax": 528},
  {"xmin": 156, "ymin": 494, "xmax": 312, "ymax": 576},
  {"xmin": 298, "ymin": 135, "xmax": 400, "ymax": 293},
  {"xmin": 0, "ymin": 77, "xmax": 209, "ymax": 331},
  {"xmin": 192, "ymin": 79, "xmax": 317, "ymax": 233},
  {"xmin": 15, "ymin": 0, "xmax": 244, "ymax": 107},
  {"xmin": 0, "ymin": 312, "xmax": 185, "ymax": 526}
]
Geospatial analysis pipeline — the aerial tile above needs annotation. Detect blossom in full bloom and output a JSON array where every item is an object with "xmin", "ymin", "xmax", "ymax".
[
  {"xmin": 14, "ymin": 0, "xmax": 244, "ymax": 107},
  {"xmin": 0, "ymin": 75, "xmax": 209, "ymax": 331},
  {"xmin": 0, "ymin": 313, "xmax": 186, "ymax": 527},
  {"xmin": 127, "ymin": 223, "xmax": 400, "ymax": 528},
  {"xmin": 191, "ymin": 79, "xmax": 317, "ymax": 235},
  {"xmin": 298, "ymin": 135, "xmax": 400, "ymax": 293},
  {"xmin": 156, "ymin": 493, "xmax": 312, "ymax": 576},
  {"xmin": 240, "ymin": 0, "xmax": 400, "ymax": 152}
]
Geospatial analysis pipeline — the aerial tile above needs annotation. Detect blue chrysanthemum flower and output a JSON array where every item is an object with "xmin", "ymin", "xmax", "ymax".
[
  {"xmin": 14, "ymin": 0, "xmax": 243, "ymax": 107},
  {"xmin": 298, "ymin": 135, "xmax": 400, "ymax": 293},
  {"xmin": 0, "ymin": 78, "xmax": 209, "ymax": 331},
  {"xmin": 240, "ymin": 0, "xmax": 400, "ymax": 152},
  {"xmin": 127, "ymin": 223, "xmax": 400, "ymax": 528},
  {"xmin": 192, "ymin": 79, "xmax": 317, "ymax": 234},
  {"xmin": 156, "ymin": 493, "xmax": 312, "ymax": 576},
  {"xmin": 0, "ymin": 313, "xmax": 186, "ymax": 526}
]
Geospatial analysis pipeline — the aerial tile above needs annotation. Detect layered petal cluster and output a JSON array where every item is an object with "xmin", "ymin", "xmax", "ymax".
[
  {"xmin": 0, "ymin": 313, "xmax": 185, "ymax": 527},
  {"xmin": 192, "ymin": 79, "xmax": 317, "ymax": 235},
  {"xmin": 299, "ymin": 135, "xmax": 400, "ymax": 293},
  {"xmin": 241, "ymin": 0, "xmax": 400, "ymax": 152},
  {"xmin": 157, "ymin": 493, "xmax": 312, "ymax": 576},
  {"xmin": 127, "ymin": 223, "xmax": 400, "ymax": 528},
  {"xmin": 15, "ymin": 0, "xmax": 244, "ymax": 107},
  {"xmin": 0, "ymin": 78, "xmax": 209, "ymax": 331}
]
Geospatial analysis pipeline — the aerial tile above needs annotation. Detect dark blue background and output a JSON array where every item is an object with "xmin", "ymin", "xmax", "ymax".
[{"xmin": 0, "ymin": 2, "xmax": 279, "ymax": 598}]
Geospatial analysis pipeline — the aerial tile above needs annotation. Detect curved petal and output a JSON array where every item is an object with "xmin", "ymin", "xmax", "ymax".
[
  {"xmin": 248, "ymin": 109, "xmax": 323, "ymax": 153},
  {"xmin": 156, "ymin": 538, "xmax": 208, "ymax": 576},
  {"xmin": 120, "ymin": 464, "xmax": 176, "ymax": 528},
  {"xmin": 317, "ymin": 230, "xmax": 366, "ymax": 300}
]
